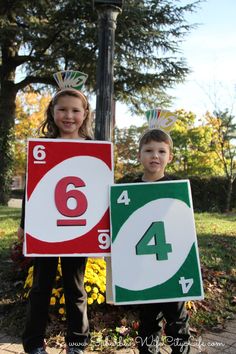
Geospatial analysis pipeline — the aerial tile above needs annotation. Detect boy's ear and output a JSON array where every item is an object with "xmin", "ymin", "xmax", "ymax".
[{"xmin": 168, "ymin": 152, "xmax": 173, "ymax": 163}]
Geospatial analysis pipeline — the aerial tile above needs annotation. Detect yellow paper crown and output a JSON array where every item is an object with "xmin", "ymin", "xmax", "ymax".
[
  {"xmin": 145, "ymin": 108, "xmax": 177, "ymax": 133},
  {"xmin": 53, "ymin": 70, "xmax": 88, "ymax": 91}
]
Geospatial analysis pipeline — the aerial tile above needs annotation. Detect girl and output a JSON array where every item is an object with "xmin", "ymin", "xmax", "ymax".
[{"xmin": 18, "ymin": 87, "xmax": 93, "ymax": 354}]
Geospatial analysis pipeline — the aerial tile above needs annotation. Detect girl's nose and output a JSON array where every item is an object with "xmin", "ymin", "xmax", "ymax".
[{"xmin": 65, "ymin": 110, "xmax": 73, "ymax": 118}]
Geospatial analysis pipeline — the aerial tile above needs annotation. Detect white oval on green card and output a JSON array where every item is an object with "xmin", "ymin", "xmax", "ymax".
[{"xmin": 112, "ymin": 198, "xmax": 195, "ymax": 291}]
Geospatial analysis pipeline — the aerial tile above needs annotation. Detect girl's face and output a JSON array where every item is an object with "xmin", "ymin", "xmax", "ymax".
[
  {"xmin": 138, "ymin": 140, "xmax": 173, "ymax": 181},
  {"xmin": 53, "ymin": 95, "xmax": 87, "ymax": 139}
]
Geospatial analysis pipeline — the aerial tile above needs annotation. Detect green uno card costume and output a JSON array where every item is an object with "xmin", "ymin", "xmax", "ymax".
[{"xmin": 109, "ymin": 179, "xmax": 204, "ymax": 304}]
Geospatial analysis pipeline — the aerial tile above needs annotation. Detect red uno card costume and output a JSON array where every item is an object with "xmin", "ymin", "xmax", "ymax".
[{"xmin": 24, "ymin": 139, "xmax": 113, "ymax": 257}]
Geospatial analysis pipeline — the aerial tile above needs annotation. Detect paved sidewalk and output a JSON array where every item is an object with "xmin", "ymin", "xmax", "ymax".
[
  {"xmin": 0, "ymin": 316, "xmax": 236, "ymax": 354},
  {"xmin": 7, "ymin": 199, "xmax": 22, "ymax": 208}
]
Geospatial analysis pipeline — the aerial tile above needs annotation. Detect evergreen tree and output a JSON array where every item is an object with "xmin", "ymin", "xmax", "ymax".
[{"xmin": 0, "ymin": 0, "xmax": 200, "ymax": 204}]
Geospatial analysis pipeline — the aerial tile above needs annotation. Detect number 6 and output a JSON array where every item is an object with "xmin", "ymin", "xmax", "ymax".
[{"xmin": 55, "ymin": 176, "xmax": 87, "ymax": 217}]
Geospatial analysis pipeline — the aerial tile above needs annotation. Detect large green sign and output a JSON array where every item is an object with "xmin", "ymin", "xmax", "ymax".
[{"xmin": 108, "ymin": 180, "xmax": 204, "ymax": 304}]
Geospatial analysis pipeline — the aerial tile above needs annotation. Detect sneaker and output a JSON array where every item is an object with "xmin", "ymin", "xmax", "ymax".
[
  {"xmin": 67, "ymin": 348, "xmax": 84, "ymax": 354},
  {"xmin": 29, "ymin": 347, "xmax": 48, "ymax": 354}
]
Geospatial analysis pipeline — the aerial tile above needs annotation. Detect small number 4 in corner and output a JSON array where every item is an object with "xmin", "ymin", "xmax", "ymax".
[
  {"xmin": 117, "ymin": 190, "xmax": 131, "ymax": 205},
  {"xmin": 179, "ymin": 277, "xmax": 193, "ymax": 294}
]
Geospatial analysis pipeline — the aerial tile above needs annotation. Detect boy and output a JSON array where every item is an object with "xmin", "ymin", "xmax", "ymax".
[{"xmin": 136, "ymin": 129, "xmax": 190, "ymax": 354}]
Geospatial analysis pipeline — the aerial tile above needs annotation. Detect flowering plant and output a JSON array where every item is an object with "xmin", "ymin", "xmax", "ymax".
[{"xmin": 23, "ymin": 257, "xmax": 107, "ymax": 320}]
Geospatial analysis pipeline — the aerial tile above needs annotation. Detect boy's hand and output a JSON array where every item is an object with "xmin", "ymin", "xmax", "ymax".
[{"xmin": 17, "ymin": 226, "xmax": 24, "ymax": 242}]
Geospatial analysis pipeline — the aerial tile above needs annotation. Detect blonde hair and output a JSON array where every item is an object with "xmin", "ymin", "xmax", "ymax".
[
  {"xmin": 39, "ymin": 89, "xmax": 93, "ymax": 139},
  {"xmin": 139, "ymin": 129, "xmax": 173, "ymax": 152}
]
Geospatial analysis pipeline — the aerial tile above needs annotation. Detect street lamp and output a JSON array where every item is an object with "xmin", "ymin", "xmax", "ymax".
[{"xmin": 93, "ymin": 0, "xmax": 123, "ymax": 141}]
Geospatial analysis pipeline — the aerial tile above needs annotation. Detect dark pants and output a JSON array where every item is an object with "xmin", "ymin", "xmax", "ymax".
[
  {"xmin": 137, "ymin": 302, "xmax": 190, "ymax": 354},
  {"xmin": 22, "ymin": 257, "xmax": 89, "ymax": 353}
]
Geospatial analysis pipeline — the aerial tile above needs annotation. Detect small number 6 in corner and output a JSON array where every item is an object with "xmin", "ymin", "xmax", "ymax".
[{"xmin": 98, "ymin": 229, "xmax": 111, "ymax": 250}]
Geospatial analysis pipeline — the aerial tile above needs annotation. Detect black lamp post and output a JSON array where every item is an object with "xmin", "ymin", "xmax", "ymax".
[{"xmin": 93, "ymin": 0, "xmax": 123, "ymax": 141}]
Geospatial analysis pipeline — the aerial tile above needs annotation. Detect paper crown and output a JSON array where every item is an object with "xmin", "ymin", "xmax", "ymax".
[
  {"xmin": 53, "ymin": 70, "xmax": 88, "ymax": 91},
  {"xmin": 145, "ymin": 109, "xmax": 177, "ymax": 133}
]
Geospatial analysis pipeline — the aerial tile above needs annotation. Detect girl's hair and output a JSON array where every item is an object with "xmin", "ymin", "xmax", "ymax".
[
  {"xmin": 38, "ymin": 89, "xmax": 93, "ymax": 139},
  {"xmin": 139, "ymin": 129, "xmax": 173, "ymax": 152}
]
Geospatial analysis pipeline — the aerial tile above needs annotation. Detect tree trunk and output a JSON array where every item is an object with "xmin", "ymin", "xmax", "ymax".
[
  {"xmin": 225, "ymin": 177, "xmax": 233, "ymax": 213},
  {"xmin": 0, "ymin": 78, "xmax": 17, "ymax": 205}
]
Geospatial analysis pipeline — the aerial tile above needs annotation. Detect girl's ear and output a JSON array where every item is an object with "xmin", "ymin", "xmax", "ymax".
[
  {"xmin": 83, "ymin": 109, "xmax": 88, "ymax": 119},
  {"xmin": 137, "ymin": 151, "xmax": 141, "ymax": 162}
]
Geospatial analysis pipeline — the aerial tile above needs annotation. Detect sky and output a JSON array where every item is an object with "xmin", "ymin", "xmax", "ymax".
[{"xmin": 115, "ymin": 0, "xmax": 236, "ymax": 128}]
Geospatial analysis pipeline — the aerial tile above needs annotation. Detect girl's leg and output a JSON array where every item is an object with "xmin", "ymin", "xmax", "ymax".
[
  {"xmin": 61, "ymin": 257, "xmax": 89, "ymax": 350},
  {"xmin": 22, "ymin": 257, "xmax": 58, "ymax": 353}
]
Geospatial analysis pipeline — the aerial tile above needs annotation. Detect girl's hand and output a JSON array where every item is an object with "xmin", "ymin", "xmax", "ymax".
[{"xmin": 17, "ymin": 226, "xmax": 24, "ymax": 242}]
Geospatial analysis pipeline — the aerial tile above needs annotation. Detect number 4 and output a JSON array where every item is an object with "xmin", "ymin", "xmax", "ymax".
[
  {"xmin": 117, "ymin": 190, "xmax": 130, "ymax": 205},
  {"xmin": 179, "ymin": 277, "xmax": 193, "ymax": 294},
  {"xmin": 136, "ymin": 221, "xmax": 172, "ymax": 261}
]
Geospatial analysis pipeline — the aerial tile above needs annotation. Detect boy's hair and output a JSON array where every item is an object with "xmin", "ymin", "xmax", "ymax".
[
  {"xmin": 139, "ymin": 129, "xmax": 173, "ymax": 152},
  {"xmin": 38, "ymin": 89, "xmax": 93, "ymax": 139}
]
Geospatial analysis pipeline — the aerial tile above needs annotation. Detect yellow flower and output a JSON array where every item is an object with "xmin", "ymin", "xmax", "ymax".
[
  {"xmin": 59, "ymin": 294, "xmax": 65, "ymax": 304},
  {"xmin": 85, "ymin": 285, "xmax": 91, "ymax": 293},
  {"xmin": 93, "ymin": 287, "xmax": 99, "ymax": 293},
  {"xmin": 91, "ymin": 293, "xmax": 98, "ymax": 300},
  {"xmin": 50, "ymin": 297, "xmax": 56, "ymax": 305},
  {"xmin": 52, "ymin": 287, "xmax": 62, "ymax": 297},
  {"xmin": 59, "ymin": 307, "xmax": 65, "ymax": 314},
  {"xmin": 28, "ymin": 266, "xmax": 34, "ymax": 274},
  {"xmin": 97, "ymin": 294, "xmax": 105, "ymax": 304},
  {"xmin": 185, "ymin": 301, "xmax": 196, "ymax": 311},
  {"xmin": 87, "ymin": 298, "xmax": 93, "ymax": 305}
]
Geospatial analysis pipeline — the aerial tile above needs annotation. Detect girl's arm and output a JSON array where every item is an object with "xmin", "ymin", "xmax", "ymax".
[
  {"xmin": 17, "ymin": 226, "xmax": 24, "ymax": 242},
  {"xmin": 18, "ymin": 190, "xmax": 25, "ymax": 242}
]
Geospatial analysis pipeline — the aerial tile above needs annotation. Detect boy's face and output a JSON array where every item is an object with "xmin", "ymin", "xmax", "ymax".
[{"xmin": 138, "ymin": 140, "xmax": 173, "ymax": 180}]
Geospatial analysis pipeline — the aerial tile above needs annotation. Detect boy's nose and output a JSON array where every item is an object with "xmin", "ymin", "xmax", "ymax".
[{"xmin": 153, "ymin": 152, "xmax": 159, "ymax": 158}]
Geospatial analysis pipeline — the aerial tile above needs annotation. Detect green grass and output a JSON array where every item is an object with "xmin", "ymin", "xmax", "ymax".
[
  {"xmin": 0, "ymin": 207, "xmax": 235, "ymax": 338},
  {"xmin": 192, "ymin": 212, "xmax": 236, "ymax": 330},
  {"xmin": 195, "ymin": 212, "xmax": 236, "ymax": 272},
  {"xmin": 0, "ymin": 206, "xmax": 21, "ymax": 259}
]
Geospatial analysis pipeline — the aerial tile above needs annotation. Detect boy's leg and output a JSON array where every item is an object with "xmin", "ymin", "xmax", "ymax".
[
  {"xmin": 137, "ymin": 304, "xmax": 164, "ymax": 354},
  {"xmin": 22, "ymin": 257, "xmax": 58, "ymax": 353},
  {"xmin": 62, "ymin": 257, "xmax": 89, "ymax": 351},
  {"xmin": 162, "ymin": 301, "xmax": 190, "ymax": 354}
]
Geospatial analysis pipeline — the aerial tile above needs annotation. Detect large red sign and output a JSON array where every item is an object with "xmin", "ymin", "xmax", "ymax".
[{"xmin": 24, "ymin": 139, "xmax": 113, "ymax": 256}]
